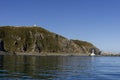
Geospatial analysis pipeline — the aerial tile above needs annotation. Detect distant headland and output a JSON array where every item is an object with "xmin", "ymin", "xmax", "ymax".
[{"xmin": 0, "ymin": 26, "xmax": 100, "ymax": 55}]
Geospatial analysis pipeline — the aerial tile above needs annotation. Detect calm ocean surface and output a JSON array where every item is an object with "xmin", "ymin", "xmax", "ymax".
[{"xmin": 0, "ymin": 55, "xmax": 120, "ymax": 80}]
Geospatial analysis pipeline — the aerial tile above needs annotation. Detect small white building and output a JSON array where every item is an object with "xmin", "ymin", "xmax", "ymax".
[{"xmin": 34, "ymin": 24, "xmax": 37, "ymax": 27}]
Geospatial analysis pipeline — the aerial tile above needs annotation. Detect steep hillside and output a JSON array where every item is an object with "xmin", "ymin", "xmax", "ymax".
[{"xmin": 0, "ymin": 26, "xmax": 100, "ymax": 55}]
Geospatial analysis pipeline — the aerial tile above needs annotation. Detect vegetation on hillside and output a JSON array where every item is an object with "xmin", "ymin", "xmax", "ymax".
[{"xmin": 0, "ymin": 26, "xmax": 100, "ymax": 54}]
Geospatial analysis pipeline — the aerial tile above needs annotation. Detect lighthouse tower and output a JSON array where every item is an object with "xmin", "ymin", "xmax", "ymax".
[
  {"xmin": 91, "ymin": 49, "xmax": 95, "ymax": 56},
  {"xmin": 34, "ymin": 24, "xmax": 37, "ymax": 27}
]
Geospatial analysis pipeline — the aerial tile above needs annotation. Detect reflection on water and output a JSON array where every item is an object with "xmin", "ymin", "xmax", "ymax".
[{"xmin": 0, "ymin": 55, "xmax": 120, "ymax": 80}]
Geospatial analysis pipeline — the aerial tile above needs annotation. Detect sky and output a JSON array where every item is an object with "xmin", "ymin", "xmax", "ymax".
[{"xmin": 0, "ymin": 0, "xmax": 120, "ymax": 52}]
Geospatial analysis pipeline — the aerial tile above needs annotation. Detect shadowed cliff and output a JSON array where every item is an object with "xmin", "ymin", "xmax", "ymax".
[{"xmin": 0, "ymin": 26, "xmax": 100, "ymax": 55}]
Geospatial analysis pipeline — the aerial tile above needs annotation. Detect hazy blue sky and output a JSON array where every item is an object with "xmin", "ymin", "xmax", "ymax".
[{"xmin": 0, "ymin": 0, "xmax": 120, "ymax": 52}]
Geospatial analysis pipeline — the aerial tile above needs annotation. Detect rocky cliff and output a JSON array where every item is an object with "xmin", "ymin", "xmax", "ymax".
[{"xmin": 0, "ymin": 26, "xmax": 100, "ymax": 55}]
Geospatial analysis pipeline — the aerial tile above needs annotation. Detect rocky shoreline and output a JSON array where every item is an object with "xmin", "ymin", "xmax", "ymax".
[
  {"xmin": 1, "ymin": 51, "xmax": 120, "ymax": 56},
  {"xmin": 0, "ymin": 51, "xmax": 89, "ymax": 56},
  {"xmin": 101, "ymin": 53, "xmax": 120, "ymax": 56}
]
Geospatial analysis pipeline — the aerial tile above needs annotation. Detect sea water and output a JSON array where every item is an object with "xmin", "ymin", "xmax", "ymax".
[{"xmin": 0, "ymin": 55, "xmax": 120, "ymax": 80}]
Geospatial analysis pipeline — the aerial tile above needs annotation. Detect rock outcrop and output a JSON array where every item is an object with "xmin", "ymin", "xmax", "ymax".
[
  {"xmin": 72, "ymin": 40, "xmax": 100, "ymax": 55},
  {"xmin": 0, "ymin": 26, "xmax": 100, "ymax": 55}
]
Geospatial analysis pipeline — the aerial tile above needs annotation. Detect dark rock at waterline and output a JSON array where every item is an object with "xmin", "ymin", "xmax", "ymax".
[{"xmin": 0, "ymin": 39, "xmax": 5, "ymax": 51}]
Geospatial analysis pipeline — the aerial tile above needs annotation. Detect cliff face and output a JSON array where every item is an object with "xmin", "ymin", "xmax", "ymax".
[
  {"xmin": 0, "ymin": 26, "xmax": 100, "ymax": 54},
  {"xmin": 72, "ymin": 40, "xmax": 100, "ymax": 55}
]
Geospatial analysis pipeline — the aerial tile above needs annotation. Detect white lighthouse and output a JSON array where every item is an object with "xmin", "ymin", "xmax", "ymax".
[
  {"xmin": 91, "ymin": 49, "xmax": 95, "ymax": 56},
  {"xmin": 34, "ymin": 24, "xmax": 37, "ymax": 27}
]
